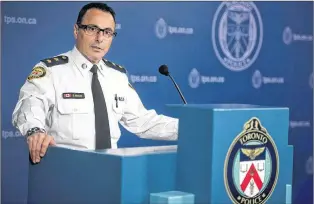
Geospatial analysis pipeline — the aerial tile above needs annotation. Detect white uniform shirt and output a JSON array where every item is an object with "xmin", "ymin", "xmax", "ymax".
[{"xmin": 12, "ymin": 46, "xmax": 178, "ymax": 150}]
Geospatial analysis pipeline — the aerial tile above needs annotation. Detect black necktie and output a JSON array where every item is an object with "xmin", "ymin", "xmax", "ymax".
[{"xmin": 90, "ymin": 65, "xmax": 111, "ymax": 149}]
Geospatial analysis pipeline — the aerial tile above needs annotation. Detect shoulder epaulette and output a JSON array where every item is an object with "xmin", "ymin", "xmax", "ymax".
[
  {"xmin": 40, "ymin": 55, "xmax": 68, "ymax": 67},
  {"xmin": 103, "ymin": 59, "xmax": 126, "ymax": 73}
]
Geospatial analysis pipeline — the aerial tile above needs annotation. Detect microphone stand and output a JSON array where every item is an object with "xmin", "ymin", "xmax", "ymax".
[{"xmin": 168, "ymin": 74, "xmax": 187, "ymax": 104}]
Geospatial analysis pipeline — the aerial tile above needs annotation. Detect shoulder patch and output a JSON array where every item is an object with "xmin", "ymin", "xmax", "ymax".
[
  {"xmin": 40, "ymin": 55, "xmax": 68, "ymax": 67},
  {"xmin": 27, "ymin": 66, "xmax": 46, "ymax": 81},
  {"xmin": 103, "ymin": 59, "xmax": 126, "ymax": 73}
]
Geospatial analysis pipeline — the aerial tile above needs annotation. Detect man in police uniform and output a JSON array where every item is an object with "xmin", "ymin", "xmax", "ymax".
[{"xmin": 12, "ymin": 2, "xmax": 178, "ymax": 164}]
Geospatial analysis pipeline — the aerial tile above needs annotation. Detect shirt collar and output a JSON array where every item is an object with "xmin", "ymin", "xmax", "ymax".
[{"xmin": 70, "ymin": 46, "xmax": 106, "ymax": 76}]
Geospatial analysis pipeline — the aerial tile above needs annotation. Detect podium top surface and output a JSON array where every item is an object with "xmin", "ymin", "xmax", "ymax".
[
  {"xmin": 84, "ymin": 145, "xmax": 177, "ymax": 156},
  {"xmin": 167, "ymin": 103, "xmax": 288, "ymax": 110}
]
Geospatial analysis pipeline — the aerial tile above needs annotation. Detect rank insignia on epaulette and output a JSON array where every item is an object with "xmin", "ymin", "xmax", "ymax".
[
  {"xmin": 27, "ymin": 66, "xmax": 46, "ymax": 81},
  {"xmin": 103, "ymin": 59, "xmax": 126, "ymax": 73},
  {"xmin": 41, "ymin": 55, "xmax": 68, "ymax": 67}
]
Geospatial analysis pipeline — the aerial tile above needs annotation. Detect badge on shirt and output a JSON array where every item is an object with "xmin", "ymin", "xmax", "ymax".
[{"xmin": 62, "ymin": 93, "xmax": 85, "ymax": 99}]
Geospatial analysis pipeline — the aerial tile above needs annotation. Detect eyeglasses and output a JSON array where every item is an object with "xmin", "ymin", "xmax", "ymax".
[{"xmin": 77, "ymin": 24, "xmax": 117, "ymax": 39}]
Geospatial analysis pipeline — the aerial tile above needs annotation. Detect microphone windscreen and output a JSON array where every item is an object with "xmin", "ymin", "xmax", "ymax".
[{"xmin": 159, "ymin": 64, "xmax": 169, "ymax": 76}]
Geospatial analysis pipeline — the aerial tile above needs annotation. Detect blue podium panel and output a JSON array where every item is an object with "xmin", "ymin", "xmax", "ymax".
[
  {"xmin": 170, "ymin": 104, "xmax": 293, "ymax": 204},
  {"xmin": 118, "ymin": 146, "xmax": 177, "ymax": 203},
  {"xmin": 28, "ymin": 146, "xmax": 177, "ymax": 204},
  {"xmin": 146, "ymin": 149, "xmax": 177, "ymax": 194},
  {"xmin": 1, "ymin": 137, "xmax": 29, "ymax": 204},
  {"xmin": 28, "ymin": 147, "xmax": 123, "ymax": 204}
]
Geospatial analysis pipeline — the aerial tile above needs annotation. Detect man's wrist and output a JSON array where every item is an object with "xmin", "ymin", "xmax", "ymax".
[{"xmin": 26, "ymin": 127, "xmax": 46, "ymax": 137}]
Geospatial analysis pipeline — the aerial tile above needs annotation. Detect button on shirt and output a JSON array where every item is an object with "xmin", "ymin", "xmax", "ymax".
[{"xmin": 12, "ymin": 46, "xmax": 178, "ymax": 150}]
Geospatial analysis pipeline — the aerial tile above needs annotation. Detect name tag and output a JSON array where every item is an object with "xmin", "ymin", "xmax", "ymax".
[{"xmin": 62, "ymin": 93, "xmax": 85, "ymax": 99}]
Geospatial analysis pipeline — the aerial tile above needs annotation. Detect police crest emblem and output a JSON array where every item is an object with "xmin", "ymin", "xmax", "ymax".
[
  {"xmin": 27, "ymin": 66, "xmax": 46, "ymax": 81},
  {"xmin": 212, "ymin": 2, "xmax": 263, "ymax": 71},
  {"xmin": 224, "ymin": 117, "xmax": 279, "ymax": 204}
]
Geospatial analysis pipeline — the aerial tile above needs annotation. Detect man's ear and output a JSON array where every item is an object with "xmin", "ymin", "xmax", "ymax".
[{"xmin": 74, "ymin": 24, "xmax": 78, "ymax": 39}]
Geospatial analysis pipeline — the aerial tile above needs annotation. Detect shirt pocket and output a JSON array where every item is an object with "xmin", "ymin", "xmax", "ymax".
[
  {"xmin": 56, "ymin": 92, "xmax": 93, "ymax": 140},
  {"xmin": 111, "ymin": 93, "xmax": 126, "ymax": 121}
]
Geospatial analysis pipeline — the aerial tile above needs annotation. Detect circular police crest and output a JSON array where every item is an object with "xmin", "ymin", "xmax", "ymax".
[
  {"xmin": 188, "ymin": 68, "xmax": 200, "ymax": 88},
  {"xmin": 224, "ymin": 117, "xmax": 279, "ymax": 204},
  {"xmin": 155, "ymin": 18, "xmax": 168, "ymax": 39},
  {"xmin": 212, "ymin": 2, "xmax": 263, "ymax": 71}
]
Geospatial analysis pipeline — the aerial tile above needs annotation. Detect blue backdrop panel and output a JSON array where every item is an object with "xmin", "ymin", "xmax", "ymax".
[{"xmin": 1, "ymin": 1, "xmax": 313, "ymax": 203}]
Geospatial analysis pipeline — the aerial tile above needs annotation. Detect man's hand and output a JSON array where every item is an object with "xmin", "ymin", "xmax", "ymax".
[{"xmin": 27, "ymin": 133, "xmax": 56, "ymax": 163}]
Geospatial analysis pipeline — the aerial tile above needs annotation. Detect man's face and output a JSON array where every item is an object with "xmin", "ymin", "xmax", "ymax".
[{"xmin": 74, "ymin": 8, "xmax": 116, "ymax": 63}]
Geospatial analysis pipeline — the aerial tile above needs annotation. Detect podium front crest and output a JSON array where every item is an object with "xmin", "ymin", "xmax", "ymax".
[{"xmin": 224, "ymin": 117, "xmax": 279, "ymax": 204}]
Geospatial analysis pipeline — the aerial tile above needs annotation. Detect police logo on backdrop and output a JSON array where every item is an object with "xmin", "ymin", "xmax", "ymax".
[
  {"xmin": 306, "ymin": 156, "xmax": 313, "ymax": 175},
  {"xmin": 188, "ymin": 68, "xmax": 201, "ymax": 88},
  {"xmin": 309, "ymin": 72, "xmax": 313, "ymax": 89},
  {"xmin": 282, "ymin": 26, "xmax": 313, "ymax": 45},
  {"xmin": 224, "ymin": 117, "xmax": 279, "ymax": 204},
  {"xmin": 155, "ymin": 18, "xmax": 168, "ymax": 39},
  {"xmin": 283, "ymin": 27, "xmax": 293, "ymax": 45},
  {"xmin": 212, "ymin": 2, "xmax": 263, "ymax": 71},
  {"xmin": 252, "ymin": 70, "xmax": 262, "ymax": 89}
]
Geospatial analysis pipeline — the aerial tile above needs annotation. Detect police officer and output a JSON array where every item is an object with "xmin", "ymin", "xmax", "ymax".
[{"xmin": 12, "ymin": 2, "xmax": 178, "ymax": 164}]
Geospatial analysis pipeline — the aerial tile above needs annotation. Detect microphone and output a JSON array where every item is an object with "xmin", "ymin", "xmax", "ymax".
[{"xmin": 158, "ymin": 64, "xmax": 187, "ymax": 104}]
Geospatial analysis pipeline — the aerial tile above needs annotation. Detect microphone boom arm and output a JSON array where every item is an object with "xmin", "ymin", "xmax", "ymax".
[{"xmin": 168, "ymin": 74, "xmax": 187, "ymax": 104}]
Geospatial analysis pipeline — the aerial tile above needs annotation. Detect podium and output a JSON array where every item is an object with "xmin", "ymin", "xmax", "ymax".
[{"xmin": 28, "ymin": 104, "xmax": 293, "ymax": 204}]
